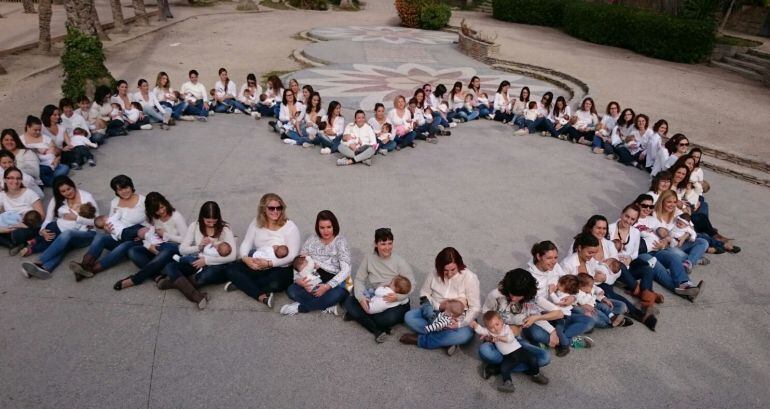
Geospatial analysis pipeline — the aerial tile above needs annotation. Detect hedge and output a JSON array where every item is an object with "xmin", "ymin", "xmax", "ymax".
[
  {"xmin": 492, "ymin": 0, "xmax": 716, "ymax": 63},
  {"xmin": 420, "ymin": 3, "xmax": 452, "ymax": 30}
]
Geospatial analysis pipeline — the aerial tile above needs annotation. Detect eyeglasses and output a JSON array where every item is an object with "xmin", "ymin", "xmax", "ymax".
[
  {"xmin": 639, "ymin": 204, "xmax": 654, "ymax": 209},
  {"xmin": 266, "ymin": 205, "xmax": 283, "ymax": 212},
  {"xmin": 678, "ymin": 143, "xmax": 690, "ymax": 147}
]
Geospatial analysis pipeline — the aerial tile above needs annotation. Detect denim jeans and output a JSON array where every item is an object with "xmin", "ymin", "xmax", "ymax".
[
  {"xmin": 317, "ymin": 133, "xmax": 343, "ymax": 153},
  {"xmin": 160, "ymin": 101, "xmax": 187, "ymax": 120},
  {"xmin": 163, "ymin": 260, "xmax": 230, "ymax": 286},
  {"xmin": 676, "ymin": 238, "xmax": 709, "ymax": 266},
  {"xmin": 256, "ymin": 103, "xmax": 274, "ymax": 117},
  {"xmin": 342, "ymin": 293, "xmax": 409, "ymax": 336},
  {"xmin": 650, "ymin": 248, "xmax": 691, "ymax": 291},
  {"xmin": 432, "ymin": 115, "xmax": 450, "ymax": 128},
  {"xmin": 183, "ymin": 100, "xmax": 209, "ymax": 117},
  {"xmin": 698, "ymin": 232, "xmax": 725, "ymax": 251},
  {"xmin": 142, "ymin": 105, "xmax": 168, "ymax": 123},
  {"xmin": 126, "ymin": 116, "xmax": 151, "ymax": 131},
  {"xmin": 86, "ymin": 229, "xmax": 143, "ymax": 270},
  {"xmin": 592, "ymin": 301, "xmax": 627, "ymax": 328},
  {"xmin": 39, "ymin": 163, "xmax": 70, "ymax": 187},
  {"xmin": 225, "ymin": 261, "xmax": 293, "ymax": 301},
  {"xmin": 599, "ymin": 282, "xmax": 642, "ymax": 319},
  {"xmin": 477, "ymin": 105, "xmax": 491, "ymax": 118},
  {"xmin": 525, "ymin": 117, "xmax": 558, "ymax": 137},
  {"xmin": 479, "ymin": 338, "xmax": 550, "ymax": 372},
  {"xmin": 552, "ymin": 310, "xmax": 595, "ymax": 347},
  {"xmin": 30, "ymin": 221, "xmax": 61, "ymax": 254},
  {"xmin": 286, "ymin": 282, "xmax": 349, "ymax": 312},
  {"xmin": 566, "ymin": 127, "xmax": 595, "ymax": 143},
  {"xmin": 395, "ymin": 131, "xmax": 416, "ymax": 148},
  {"xmin": 127, "ymin": 242, "xmax": 180, "ymax": 285},
  {"xmin": 0, "ymin": 225, "xmax": 38, "ymax": 248},
  {"xmin": 403, "ymin": 308, "xmax": 474, "ymax": 349},
  {"xmin": 286, "ymin": 130, "xmax": 312, "ymax": 145},
  {"xmin": 36, "ymin": 229, "xmax": 96, "ymax": 271},
  {"xmin": 379, "ymin": 139, "xmax": 397, "ymax": 151}
]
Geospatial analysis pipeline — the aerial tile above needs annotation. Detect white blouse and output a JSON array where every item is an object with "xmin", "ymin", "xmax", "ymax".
[
  {"xmin": 0, "ymin": 188, "xmax": 40, "ymax": 214},
  {"xmin": 43, "ymin": 189, "xmax": 98, "ymax": 232}
]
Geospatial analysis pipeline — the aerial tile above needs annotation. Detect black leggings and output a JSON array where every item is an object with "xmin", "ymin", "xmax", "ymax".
[
  {"xmin": 343, "ymin": 294, "xmax": 409, "ymax": 336},
  {"xmin": 501, "ymin": 347, "xmax": 539, "ymax": 381}
]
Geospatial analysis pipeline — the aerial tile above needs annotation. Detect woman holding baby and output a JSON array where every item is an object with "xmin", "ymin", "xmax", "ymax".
[
  {"xmin": 224, "ymin": 193, "xmax": 300, "ymax": 307},
  {"xmin": 281, "ymin": 210, "xmax": 352, "ymax": 316},
  {"xmin": 400, "ymin": 247, "xmax": 481, "ymax": 356},
  {"xmin": 343, "ymin": 227, "xmax": 415, "ymax": 343}
]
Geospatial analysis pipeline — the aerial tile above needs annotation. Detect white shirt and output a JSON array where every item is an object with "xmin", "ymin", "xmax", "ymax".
[
  {"xmin": 42, "ymin": 125, "xmax": 67, "ymax": 150},
  {"xmin": 419, "ymin": 269, "xmax": 481, "ymax": 326},
  {"xmin": 342, "ymin": 122, "xmax": 378, "ymax": 147},
  {"xmin": 214, "ymin": 80, "xmax": 238, "ymax": 99},
  {"xmin": 0, "ymin": 170, "xmax": 42, "ymax": 199},
  {"xmin": 43, "ymin": 189, "xmax": 98, "ymax": 232},
  {"xmin": 386, "ymin": 108, "xmax": 412, "ymax": 130},
  {"xmin": 19, "ymin": 134, "xmax": 55, "ymax": 168},
  {"xmin": 0, "ymin": 188, "xmax": 39, "ymax": 214},
  {"xmin": 180, "ymin": 81, "xmax": 208, "ymax": 102},
  {"xmin": 238, "ymin": 219, "xmax": 301, "ymax": 267},
  {"xmin": 474, "ymin": 324, "xmax": 521, "ymax": 355},
  {"xmin": 132, "ymin": 91, "xmax": 165, "ymax": 113},
  {"xmin": 151, "ymin": 211, "xmax": 187, "ymax": 243},
  {"xmin": 178, "ymin": 222, "xmax": 237, "ymax": 266},
  {"xmin": 526, "ymin": 261, "xmax": 567, "ymax": 299},
  {"xmin": 61, "ymin": 113, "xmax": 91, "ymax": 137},
  {"xmin": 608, "ymin": 221, "xmax": 641, "ymax": 261},
  {"xmin": 109, "ymin": 194, "xmax": 146, "ymax": 227},
  {"xmin": 322, "ymin": 115, "xmax": 346, "ymax": 136},
  {"xmin": 493, "ymin": 92, "xmax": 511, "ymax": 112}
]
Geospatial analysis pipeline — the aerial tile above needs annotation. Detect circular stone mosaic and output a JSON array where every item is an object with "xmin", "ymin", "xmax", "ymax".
[{"xmin": 307, "ymin": 26, "xmax": 457, "ymax": 45}]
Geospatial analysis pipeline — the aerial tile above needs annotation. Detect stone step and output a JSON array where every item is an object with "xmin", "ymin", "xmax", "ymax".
[
  {"xmin": 734, "ymin": 52, "xmax": 770, "ymax": 69},
  {"xmin": 723, "ymin": 56, "xmax": 767, "ymax": 74},
  {"xmin": 747, "ymin": 48, "xmax": 770, "ymax": 60},
  {"xmin": 491, "ymin": 62, "xmax": 589, "ymax": 108},
  {"xmin": 709, "ymin": 60, "xmax": 763, "ymax": 82}
]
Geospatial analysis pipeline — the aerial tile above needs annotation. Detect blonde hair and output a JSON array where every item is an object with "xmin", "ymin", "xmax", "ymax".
[
  {"xmin": 257, "ymin": 193, "xmax": 288, "ymax": 228},
  {"xmin": 393, "ymin": 95, "xmax": 406, "ymax": 109},
  {"xmin": 654, "ymin": 189, "xmax": 678, "ymax": 224}
]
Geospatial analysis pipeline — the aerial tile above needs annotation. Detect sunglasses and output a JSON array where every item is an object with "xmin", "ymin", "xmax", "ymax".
[
  {"xmin": 678, "ymin": 143, "xmax": 690, "ymax": 147},
  {"xmin": 639, "ymin": 204, "xmax": 654, "ymax": 209},
  {"xmin": 266, "ymin": 205, "xmax": 283, "ymax": 212}
]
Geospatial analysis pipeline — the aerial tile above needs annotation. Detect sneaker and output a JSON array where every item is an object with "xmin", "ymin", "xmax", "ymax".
[
  {"xmin": 322, "ymin": 305, "xmax": 339, "ymax": 316},
  {"xmin": 592, "ymin": 147, "xmax": 604, "ymax": 154},
  {"xmin": 9, "ymin": 243, "xmax": 25, "ymax": 256},
  {"xmin": 540, "ymin": 131, "xmax": 548, "ymax": 136},
  {"xmin": 362, "ymin": 159, "xmax": 372, "ymax": 166},
  {"xmin": 374, "ymin": 332, "xmax": 388, "ymax": 343},
  {"xmin": 180, "ymin": 115, "xmax": 195, "ymax": 121},
  {"xmin": 320, "ymin": 147, "xmax": 331, "ymax": 155},
  {"xmin": 514, "ymin": 129, "xmax": 528, "ymax": 136},
  {"xmin": 22, "ymin": 262, "xmax": 51, "ymax": 279},
  {"xmin": 302, "ymin": 142, "xmax": 313, "ymax": 148},
  {"xmin": 497, "ymin": 379, "xmax": 515, "ymax": 393},
  {"xmin": 280, "ymin": 302, "xmax": 300, "ymax": 316},
  {"xmin": 571, "ymin": 335, "xmax": 594, "ymax": 349},
  {"xmin": 337, "ymin": 158, "xmax": 350, "ymax": 166},
  {"xmin": 195, "ymin": 116, "xmax": 207, "ymax": 122},
  {"xmin": 88, "ymin": 159, "xmax": 96, "ymax": 167},
  {"xmin": 478, "ymin": 363, "xmax": 492, "ymax": 380},
  {"xmin": 557, "ymin": 134, "xmax": 567, "ymax": 140},
  {"xmin": 605, "ymin": 154, "xmax": 615, "ymax": 160},
  {"xmin": 264, "ymin": 292, "xmax": 274, "ymax": 308},
  {"xmin": 395, "ymin": 145, "xmax": 401, "ymax": 151},
  {"xmin": 674, "ymin": 281, "xmax": 700, "ymax": 297},
  {"xmin": 441, "ymin": 130, "xmax": 451, "ymax": 136},
  {"xmin": 445, "ymin": 345, "xmax": 458, "ymax": 356},
  {"xmin": 283, "ymin": 139, "xmax": 297, "ymax": 145},
  {"xmin": 530, "ymin": 373, "xmax": 549, "ymax": 385},
  {"xmin": 437, "ymin": 125, "xmax": 445, "ymax": 132},
  {"xmin": 70, "ymin": 162, "xmax": 81, "ymax": 170},
  {"xmin": 223, "ymin": 281, "xmax": 238, "ymax": 292},
  {"xmin": 251, "ymin": 111, "xmax": 262, "ymax": 119},
  {"xmin": 234, "ymin": 109, "xmax": 245, "ymax": 115},
  {"xmin": 268, "ymin": 120, "xmax": 277, "ymax": 131},
  {"xmin": 420, "ymin": 132, "xmax": 429, "ymax": 138},
  {"xmin": 140, "ymin": 124, "xmax": 152, "ymax": 130},
  {"xmin": 448, "ymin": 122, "xmax": 457, "ymax": 128},
  {"xmin": 486, "ymin": 114, "xmax": 494, "ymax": 120},
  {"xmin": 172, "ymin": 255, "xmax": 181, "ymax": 262},
  {"xmin": 378, "ymin": 149, "xmax": 388, "ymax": 156}
]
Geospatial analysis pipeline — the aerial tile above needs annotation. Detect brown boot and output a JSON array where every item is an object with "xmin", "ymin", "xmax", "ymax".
[
  {"xmin": 399, "ymin": 333, "xmax": 418, "ymax": 345},
  {"xmin": 90, "ymin": 262, "xmax": 104, "ymax": 275},
  {"xmin": 172, "ymin": 277, "xmax": 208, "ymax": 309},
  {"xmin": 81, "ymin": 254, "xmax": 97, "ymax": 271},
  {"xmin": 640, "ymin": 289, "xmax": 658, "ymax": 309}
]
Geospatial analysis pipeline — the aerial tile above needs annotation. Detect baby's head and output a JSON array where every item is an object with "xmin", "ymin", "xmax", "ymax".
[
  {"xmin": 480, "ymin": 92, "xmax": 488, "ymax": 99},
  {"xmin": 94, "ymin": 215, "xmax": 108, "ymax": 229},
  {"xmin": 676, "ymin": 214, "xmax": 691, "ymax": 228},
  {"xmin": 440, "ymin": 299, "xmax": 465, "ymax": 318},
  {"xmin": 78, "ymin": 202, "xmax": 96, "ymax": 219},
  {"xmin": 528, "ymin": 101, "xmax": 538, "ymax": 109},
  {"xmin": 216, "ymin": 242, "xmax": 232, "ymax": 257},
  {"xmin": 464, "ymin": 94, "xmax": 474, "ymax": 103},
  {"xmin": 655, "ymin": 227, "xmax": 669, "ymax": 239},
  {"xmin": 577, "ymin": 273, "xmax": 594, "ymax": 293},
  {"xmin": 22, "ymin": 210, "xmax": 42, "ymax": 230},
  {"xmin": 612, "ymin": 238, "xmax": 622, "ymax": 252},
  {"xmin": 72, "ymin": 127, "xmax": 88, "ymax": 138},
  {"xmin": 292, "ymin": 255, "xmax": 309, "ymax": 272},
  {"xmin": 130, "ymin": 101, "xmax": 143, "ymax": 111},
  {"xmin": 111, "ymin": 103, "xmax": 121, "ymax": 111},
  {"xmin": 381, "ymin": 123, "xmax": 392, "ymax": 134},
  {"xmin": 557, "ymin": 274, "xmax": 579, "ymax": 295},
  {"xmin": 209, "ymin": 88, "xmax": 216, "ymax": 97},
  {"xmin": 273, "ymin": 244, "xmax": 288, "ymax": 259},
  {"xmin": 604, "ymin": 258, "xmax": 621, "ymax": 274},
  {"xmin": 243, "ymin": 88, "xmax": 252, "ymax": 96},
  {"xmin": 259, "ymin": 93, "xmax": 268, "ymax": 102},
  {"xmin": 0, "ymin": 150, "xmax": 15, "ymax": 170},
  {"xmin": 389, "ymin": 275, "xmax": 411, "ymax": 295},
  {"xmin": 481, "ymin": 310, "xmax": 504, "ymax": 334}
]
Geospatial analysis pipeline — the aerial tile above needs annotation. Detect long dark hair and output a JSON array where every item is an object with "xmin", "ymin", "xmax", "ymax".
[
  {"xmin": 327, "ymin": 101, "xmax": 341, "ymax": 120},
  {"xmin": 665, "ymin": 133, "xmax": 688, "ymax": 155},
  {"xmin": 649, "ymin": 170, "xmax": 672, "ymax": 192},
  {"xmin": 572, "ymin": 232, "xmax": 600, "ymax": 253},
  {"xmin": 52, "ymin": 176, "xmax": 77, "ymax": 214},
  {"xmin": 468, "ymin": 76, "xmax": 481, "ymax": 93},
  {"xmin": 144, "ymin": 192, "xmax": 175, "ymax": 222},
  {"xmin": 496, "ymin": 80, "xmax": 510, "ymax": 94},
  {"xmin": 518, "ymin": 86, "xmax": 530, "ymax": 102},
  {"xmin": 577, "ymin": 215, "xmax": 608, "ymax": 241},
  {"xmin": 1, "ymin": 129, "xmax": 25, "ymax": 150},
  {"xmin": 498, "ymin": 268, "xmax": 537, "ymax": 304},
  {"xmin": 198, "ymin": 201, "xmax": 226, "ymax": 238},
  {"xmin": 540, "ymin": 92, "xmax": 553, "ymax": 111},
  {"xmin": 433, "ymin": 84, "xmax": 447, "ymax": 99},
  {"xmin": 449, "ymin": 81, "xmax": 463, "ymax": 102},
  {"xmin": 305, "ymin": 92, "xmax": 322, "ymax": 114},
  {"xmin": 553, "ymin": 96, "xmax": 567, "ymax": 117},
  {"xmin": 41, "ymin": 105, "xmax": 59, "ymax": 128},
  {"xmin": 373, "ymin": 227, "xmax": 394, "ymax": 255},
  {"xmin": 670, "ymin": 164, "xmax": 692, "ymax": 190},
  {"xmin": 531, "ymin": 240, "xmax": 557, "ymax": 265},
  {"xmin": 435, "ymin": 247, "xmax": 466, "ymax": 281},
  {"xmin": 617, "ymin": 108, "xmax": 635, "ymax": 127}
]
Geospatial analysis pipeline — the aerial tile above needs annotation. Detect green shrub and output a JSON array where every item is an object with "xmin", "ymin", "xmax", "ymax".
[
  {"xmin": 563, "ymin": 2, "xmax": 716, "ymax": 63},
  {"xmin": 492, "ymin": 0, "xmax": 569, "ymax": 27},
  {"xmin": 289, "ymin": 0, "xmax": 329, "ymax": 10},
  {"xmin": 60, "ymin": 27, "xmax": 114, "ymax": 101},
  {"xmin": 420, "ymin": 3, "xmax": 452, "ymax": 30}
]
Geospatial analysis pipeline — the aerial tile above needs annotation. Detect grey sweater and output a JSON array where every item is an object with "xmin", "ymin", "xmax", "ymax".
[{"xmin": 353, "ymin": 251, "xmax": 415, "ymax": 304}]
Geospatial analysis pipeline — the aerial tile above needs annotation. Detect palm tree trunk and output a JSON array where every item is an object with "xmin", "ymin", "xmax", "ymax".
[
  {"xmin": 111, "ymin": 0, "xmax": 128, "ymax": 32},
  {"xmin": 133, "ymin": 0, "xmax": 149, "ymax": 25},
  {"xmin": 720, "ymin": 0, "xmax": 737, "ymax": 33},
  {"xmin": 38, "ymin": 0, "xmax": 53, "ymax": 53},
  {"xmin": 23, "ymin": 0, "xmax": 36, "ymax": 14},
  {"xmin": 90, "ymin": 0, "xmax": 110, "ymax": 40}
]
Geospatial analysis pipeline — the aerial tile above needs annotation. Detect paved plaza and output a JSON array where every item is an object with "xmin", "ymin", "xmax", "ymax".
[{"xmin": 1, "ymin": 4, "xmax": 770, "ymax": 409}]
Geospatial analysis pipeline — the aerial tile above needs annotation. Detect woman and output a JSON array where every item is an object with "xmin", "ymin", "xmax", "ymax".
[
  {"xmin": 610, "ymin": 108, "xmax": 636, "ymax": 165},
  {"xmin": 647, "ymin": 170, "xmax": 672, "ymax": 203},
  {"xmin": 20, "ymin": 177, "xmax": 98, "ymax": 278},
  {"xmin": 20, "ymin": 116, "xmax": 69, "ymax": 187},
  {"xmin": 153, "ymin": 71, "xmax": 188, "ymax": 121},
  {"xmin": 271, "ymin": 88, "xmax": 304, "ymax": 136},
  {"xmin": 387, "ymin": 95, "xmax": 417, "ymax": 149},
  {"xmin": 627, "ymin": 113, "xmax": 653, "ymax": 168},
  {"xmin": 644, "ymin": 119, "xmax": 668, "ymax": 172},
  {"xmin": 368, "ymin": 102, "xmax": 391, "ymax": 152},
  {"xmin": 225, "ymin": 193, "xmax": 300, "ymax": 306},
  {"xmin": 670, "ymin": 163, "xmax": 699, "ymax": 211},
  {"xmin": 238, "ymin": 73, "xmax": 263, "ymax": 116},
  {"xmin": 282, "ymin": 210, "xmax": 351, "ymax": 315},
  {"xmin": 111, "ymin": 80, "xmax": 131, "ymax": 110},
  {"xmin": 449, "ymin": 81, "xmax": 478, "ymax": 122},
  {"xmin": 213, "ymin": 68, "xmax": 250, "ymax": 115},
  {"xmin": 90, "ymin": 85, "xmax": 127, "ymax": 137},
  {"xmin": 262, "ymin": 75, "xmax": 285, "ymax": 118},
  {"xmin": 590, "ymin": 101, "xmax": 620, "ymax": 157},
  {"xmin": 0, "ymin": 150, "xmax": 42, "ymax": 199},
  {"xmin": 400, "ymin": 247, "xmax": 481, "ymax": 355},
  {"xmin": 287, "ymin": 92, "xmax": 324, "ymax": 147},
  {"xmin": 413, "ymin": 89, "xmax": 442, "ymax": 138},
  {"xmin": 652, "ymin": 133, "xmax": 689, "ymax": 176},
  {"xmin": 300, "ymin": 85, "xmax": 314, "ymax": 105},
  {"xmin": 522, "ymin": 92, "xmax": 557, "ymax": 137},
  {"xmin": 2, "ymin": 129, "xmax": 40, "ymax": 185},
  {"xmin": 0, "ymin": 167, "xmax": 45, "ymax": 252},
  {"xmin": 430, "ymin": 84, "xmax": 454, "ymax": 129},
  {"xmin": 511, "ymin": 87, "xmax": 530, "ymax": 129},
  {"xmin": 565, "ymin": 97, "xmax": 598, "ymax": 145},
  {"xmin": 467, "ymin": 76, "xmax": 492, "ymax": 119},
  {"xmin": 478, "ymin": 268, "xmax": 556, "ymax": 379},
  {"xmin": 114, "ymin": 192, "xmax": 187, "ymax": 290},
  {"xmin": 318, "ymin": 101, "xmax": 345, "ymax": 154},
  {"xmin": 40, "ymin": 104, "xmax": 77, "ymax": 167},
  {"xmin": 69, "ymin": 175, "xmax": 146, "ymax": 280},
  {"xmin": 288, "ymin": 79, "xmax": 301, "ymax": 104},
  {"xmin": 492, "ymin": 81, "xmax": 513, "ymax": 123},
  {"xmin": 688, "ymin": 148, "xmax": 709, "ymax": 195},
  {"xmin": 134, "ymin": 78, "xmax": 172, "ymax": 129},
  {"xmin": 160, "ymin": 201, "xmax": 237, "ymax": 308},
  {"xmin": 342, "ymin": 227, "xmax": 415, "ymax": 343}
]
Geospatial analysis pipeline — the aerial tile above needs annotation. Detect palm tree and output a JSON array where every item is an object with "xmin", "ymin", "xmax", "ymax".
[
  {"xmin": 64, "ymin": 0, "xmax": 108, "ymax": 39},
  {"xmin": 111, "ymin": 0, "xmax": 128, "ymax": 33},
  {"xmin": 133, "ymin": 0, "xmax": 149, "ymax": 25},
  {"xmin": 23, "ymin": 0, "xmax": 36, "ymax": 14},
  {"xmin": 38, "ymin": 0, "xmax": 52, "ymax": 53}
]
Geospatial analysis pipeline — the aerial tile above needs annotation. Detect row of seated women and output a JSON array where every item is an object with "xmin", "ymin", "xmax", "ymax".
[{"xmin": 0, "ymin": 165, "xmax": 738, "ymax": 391}]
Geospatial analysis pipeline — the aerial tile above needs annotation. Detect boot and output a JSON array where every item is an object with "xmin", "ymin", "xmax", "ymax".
[
  {"xmin": 640, "ymin": 289, "xmax": 658, "ymax": 309},
  {"xmin": 640, "ymin": 290, "xmax": 660, "ymax": 331},
  {"xmin": 173, "ymin": 277, "xmax": 208, "ymax": 309},
  {"xmin": 90, "ymin": 261, "xmax": 104, "ymax": 275},
  {"xmin": 81, "ymin": 254, "xmax": 97, "ymax": 271}
]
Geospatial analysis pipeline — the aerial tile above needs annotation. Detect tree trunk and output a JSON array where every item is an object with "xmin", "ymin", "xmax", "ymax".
[
  {"xmin": 64, "ymin": 0, "xmax": 102, "ymax": 36},
  {"xmin": 157, "ymin": 0, "xmax": 173, "ymax": 21},
  {"xmin": 236, "ymin": 0, "xmax": 259, "ymax": 11},
  {"xmin": 339, "ymin": 0, "xmax": 354, "ymax": 7},
  {"xmin": 111, "ymin": 0, "xmax": 128, "ymax": 33},
  {"xmin": 23, "ymin": 0, "xmax": 36, "ymax": 14},
  {"xmin": 90, "ymin": 0, "xmax": 110, "ymax": 41},
  {"xmin": 38, "ymin": 0, "xmax": 53, "ymax": 53},
  {"xmin": 719, "ymin": 0, "xmax": 737, "ymax": 32},
  {"xmin": 133, "ymin": 0, "xmax": 149, "ymax": 25},
  {"xmin": 0, "ymin": 63, "xmax": 7, "ymax": 75}
]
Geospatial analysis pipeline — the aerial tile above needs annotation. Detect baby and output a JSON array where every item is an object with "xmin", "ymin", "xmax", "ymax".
[
  {"xmin": 124, "ymin": 102, "xmax": 150, "ymax": 129},
  {"xmin": 624, "ymin": 133, "xmax": 641, "ymax": 156},
  {"xmin": 524, "ymin": 100, "xmax": 539, "ymax": 121},
  {"xmin": 0, "ymin": 210, "xmax": 42, "ymax": 230},
  {"xmin": 378, "ymin": 122, "xmax": 393, "ymax": 145},
  {"xmin": 576, "ymin": 273, "xmax": 627, "ymax": 328},
  {"xmin": 173, "ymin": 241, "xmax": 232, "ymax": 273},
  {"xmin": 70, "ymin": 127, "xmax": 98, "ymax": 149},
  {"xmin": 109, "ymin": 103, "xmax": 124, "ymax": 122},
  {"xmin": 598, "ymin": 257, "xmax": 622, "ymax": 276},
  {"xmin": 251, "ymin": 239, "xmax": 289, "ymax": 260},
  {"xmin": 94, "ymin": 209, "xmax": 126, "ymax": 241},
  {"xmin": 477, "ymin": 92, "xmax": 490, "ymax": 109},
  {"xmin": 259, "ymin": 93, "xmax": 276, "ymax": 108},
  {"xmin": 670, "ymin": 214, "xmax": 696, "ymax": 247},
  {"xmin": 471, "ymin": 310, "xmax": 547, "ymax": 391},
  {"xmin": 142, "ymin": 226, "xmax": 165, "ymax": 251},
  {"xmin": 548, "ymin": 274, "xmax": 579, "ymax": 316},
  {"xmin": 292, "ymin": 255, "xmax": 321, "ymax": 291},
  {"xmin": 365, "ymin": 275, "xmax": 412, "ymax": 314},
  {"xmin": 424, "ymin": 299, "xmax": 466, "ymax": 332},
  {"xmin": 463, "ymin": 94, "xmax": 475, "ymax": 112},
  {"xmin": 78, "ymin": 202, "xmax": 96, "ymax": 219}
]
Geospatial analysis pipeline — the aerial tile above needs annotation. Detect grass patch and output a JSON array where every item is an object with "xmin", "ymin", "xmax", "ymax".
[
  {"xmin": 259, "ymin": 0, "xmax": 292, "ymax": 9},
  {"xmin": 716, "ymin": 35, "xmax": 763, "ymax": 48}
]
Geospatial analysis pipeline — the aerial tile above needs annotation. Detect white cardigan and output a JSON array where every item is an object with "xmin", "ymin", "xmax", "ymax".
[{"xmin": 419, "ymin": 268, "xmax": 481, "ymax": 326}]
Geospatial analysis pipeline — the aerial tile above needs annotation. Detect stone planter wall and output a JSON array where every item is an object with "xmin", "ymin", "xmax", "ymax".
[
  {"xmin": 458, "ymin": 31, "xmax": 499, "ymax": 61},
  {"xmin": 711, "ymin": 43, "xmax": 750, "ymax": 61}
]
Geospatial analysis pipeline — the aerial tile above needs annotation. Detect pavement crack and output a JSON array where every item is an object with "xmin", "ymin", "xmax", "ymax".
[{"xmin": 146, "ymin": 291, "xmax": 165, "ymax": 409}]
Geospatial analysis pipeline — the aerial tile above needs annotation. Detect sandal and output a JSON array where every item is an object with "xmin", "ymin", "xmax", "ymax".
[
  {"xmin": 113, "ymin": 277, "xmax": 134, "ymax": 291},
  {"xmin": 725, "ymin": 245, "xmax": 741, "ymax": 254}
]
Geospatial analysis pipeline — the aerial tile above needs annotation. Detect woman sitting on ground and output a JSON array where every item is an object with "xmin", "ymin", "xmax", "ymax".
[
  {"xmin": 133, "ymin": 78, "xmax": 172, "ymax": 129},
  {"xmin": 40, "ymin": 104, "xmax": 78, "ymax": 168},
  {"xmin": 260, "ymin": 75, "xmax": 285, "ymax": 118},
  {"xmin": 626, "ymin": 113, "xmax": 652, "ymax": 168},
  {"xmin": 565, "ymin": 97, "xmax": 598, "ymax": 146},
  {"xmin": 238, "ymin": 73, "xmax": 263, "ymax": 117},
  {"xmin": 281, "ymin": 210, "xmax": 351, "ymax": 316},
  {"xmin": 337, "ymin": 110, "xmax": 377, "ymax": 166},
  {"xmin": 318, "ymin": 101, "xmax": 345, "ymax": 154},
  {"xmin": 401, "ymin": 247, "xmax": 481, "ymax": 356},
  {"xmin": 688, "ymin": 148, "xmax": 709, "ymax": 195},
  {"xmin": 0, "ymin": 167, "xmax": 45, "ymax": 253},
  {"xmin": 652, "ymin": 133, "xmax": 689, "ymax": 176},
  {"xmin": 2, "ymin": 129, "xmax": 41, "ymax": 186},
  {"xmin": 224, "ymin": 193, "xmax": 300, "ymax": 307},
  {"xmin": 610, "ymin": 108, "xmax": 636, "ymax": 165},
  {"xmin": 590, "ymin": 101, "xmax": 620, "ymax": 158},
  {"xmin": 492, "ymin": 81, "xmax": 514, "ymax": 124},
  {"xmin": 286, "ymin": 91, "xmax": 324, "ymax": 147},
  {"xmin": 467, "ymin": 75, "xmax": 492, "ymax": 119},
  {"xmin": 449, "ymin": 81, "xmax": 478, "ymax": 122},
  {"xmin": 271, "ymin": 88, "xmax": 304, "ymax": 136},
  {"xmin": 20, "ymin": 116, "xmax": 69, "ymax": 187},
  {"xmin": 387, "ymin": 95, "xmax": 418, "ymax": 149},
  {"xmin": 343, "ymin": 227, "xmax": 415, "ymax": 343},
  {"xmin": 90, "ymin": 85, "xmax": 127, "ymax": 137},
  {"xmin": 519, "ymin": 92, "xmax": 557, "ymax": 137},
  {"xmin": 153, "ymin": 71, "xmax": 189, "ymax": 121},
  {"xmin": 644, "ymin": 119, "xmax": 668, "ymax": 172},
  {"xmin": 213, "ymin": 68, "xmax": 251, "ymax": 115}
]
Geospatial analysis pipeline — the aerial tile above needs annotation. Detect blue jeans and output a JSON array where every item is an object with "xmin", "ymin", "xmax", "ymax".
[
  {"xmin": 523, "ymin": 323, "xmax": 552, "ymax": 346},
  {"xmin": 39, "ymin": 163, "xmax": 70, "ymax": 187},
  {"xmin": 160, "ymin": 101, "xmax": 187, "ymax": 120},
  {"xmin": 286, "ymin": 130, "xmax": 312, "ymax": 145},
  {"xmin": 676, "ymin": 238, "xmax": 709, "ymax": 266},
  {"xmin": 613, "ymin": 145, "xmax": 637, "ymax": 166},
  {"xmin": 163, "ymin": 260, "xmax": 230, "ymax": 286},
  {"xmin": 255, "ymin": 103, "xmax": 274, "ymax": 117},
  {"xmin": 286, "ymin": 282, "xmax": 349, "ymax": 312},
  {"xmin": 317, "ymin": 133, "xmax": 343, "ymax": 153},
  {"xmin": 650, "ymin": 249, "xmax": 691, "ymax": 291},
  {"xmin": 127, "ymin": 243, "xmax": 179, "ymax": 285},
  {"xmin": 37, "ymin": 229, "xmax": 96, "ymax": 272},
  {"xmin": 86, "ymin": 230, "xmax": 142, "ymax": 270},
  {"xmin": 225, "ymin": 261, "xmax": 293, "ymax": 301},
  {"xmin": 183, "ymin": 100, "xmax": 209, "ymax": 117},
  {"xmin": 395, "ymin": 131, "xmax": 416, "ymax": 147},
  {"xmin": 379, "ymin": 139, "xmax": 397, "ymax": 151},
  {"xmin": 30, "ymin": 221, "xmax": 61, "ymax": 254},
  {"xmin": 403, "ymin": 308, "xmax": 474, "ymax": 349},
  {"xmin": 479, "ymin": 338, "xmax": 550, "ymax": 372},
  {"xmin": 343, "ymin": 293, "xmax": 409, "ymax": 336},
  {"xmin": 477, "ymin": 105, "xmax": 491, "ymax": 118},
  {"xmin": 220, "ymin": 98, "xmax": 249, "ymax": 113},
  {"xmin": 592, "ymin": 301, "xmax": 627, "ymax": 328},
  {"xmin": 142, "ymin": 105, "xmax": 168, "ymax": 123},
  {"xmin": 525, "ymin": 117, "xmax": 558, "ymax": 137},
  {"xmin": 432, "ymin": 115, "xmax": 451, "ymax": 128},
  {"xmin": 552, "ymin": 310, "xmax": 595, "ymax": 347}
]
